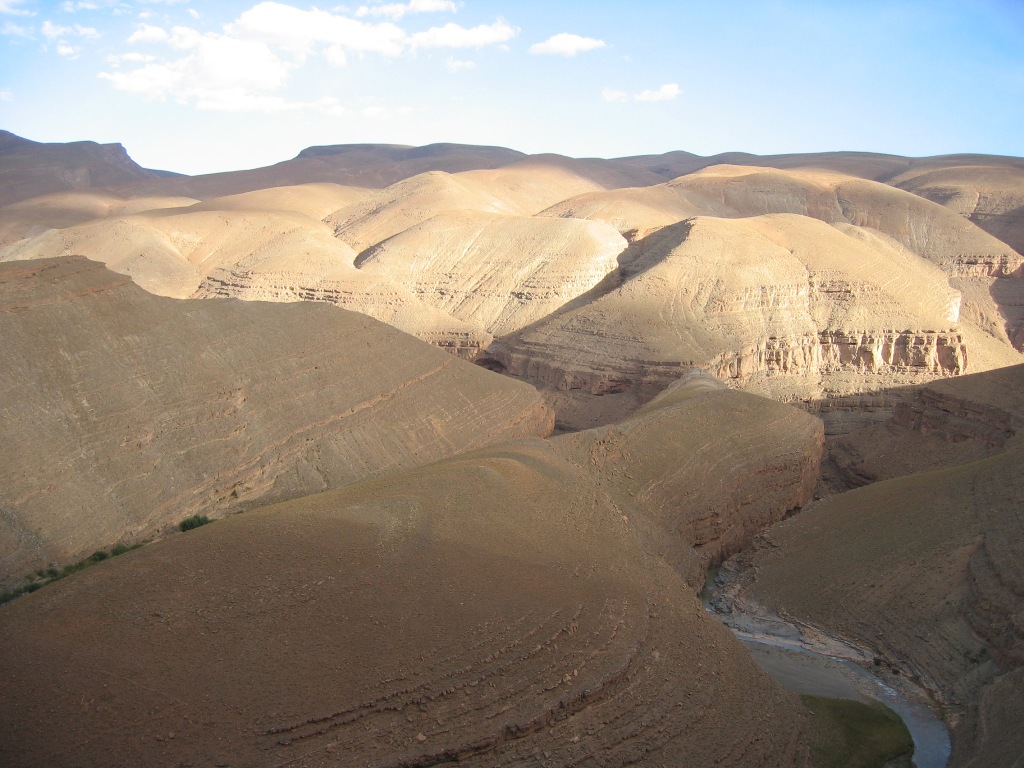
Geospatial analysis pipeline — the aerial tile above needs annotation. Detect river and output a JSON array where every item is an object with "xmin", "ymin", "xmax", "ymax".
[{"xmin": 702, "ymin": 569, "xmax": 951, "ymax": 768}]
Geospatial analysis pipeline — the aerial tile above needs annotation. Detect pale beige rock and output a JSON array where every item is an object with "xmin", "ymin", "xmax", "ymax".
[
  {"xmin": 491, "ymin": 214, "xmax": 973, "ymax": 404},
  {"xmin": 356, "ymin": 210, "xmax": 627, "ymax": 337},
  {"xmin": 0, "ymin": 257, "xmax": 552, "ymax": 582},
  {"xmin": 891, "ymin": 164, "xmax": 1024, "ymax": 256},
  {"xmin": 0, "ymin": 190, "xmax": 197, "ymax": 248}
]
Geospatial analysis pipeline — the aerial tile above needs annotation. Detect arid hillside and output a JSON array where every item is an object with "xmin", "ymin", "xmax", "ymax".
[
  {"xmin": 2, "ymin": 132, "xmax": 1023, "ymax": 766},
  {"xmin": 736, "ymin": 364, "xmax": 1024, "ymax": 767},
  {"xmin": 0, "ymin": 257, "xmax": 552, "ymax": 583},
  {"xmin": 0, "ymin": 371, "xmax": 825, "ymax": 767}
]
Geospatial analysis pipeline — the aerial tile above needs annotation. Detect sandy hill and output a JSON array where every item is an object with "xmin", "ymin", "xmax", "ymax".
[
  {"xmin": 488, "ymin": 212, "xmax": 1024, "ymax": 430},
  {"xmin": 0, "ymin": 202, "xmax": 488, "ymax": 351},
  {"xmin": 739, "ymin": 364, "xmax": 1024, "ymax": 767},
  {"xmin": 890, "ymin": 164, "xmax": 1024, "ymax": 257},
  {"xmin": 0, "ymin": 189, "xmax": 198, "ymax": 248},
  {"xmin": 183, "ymin": 182, "xmax": 371, "ymax": 220},
  {"xmin": 0, "ymin": 257, "xmax": 552, "ymax": 584},
  {"xmin": 355, "ymin": 210, "xmax": 627, "ymax": 338},
  {"xmin": 0, "ymin": 130, "xmax": 166, "ymax": 207},
  {"xmin": 614, "ymin": 148, "xmax": 1024, "ymax": 185},
  {"xmin": 0, "ymin": 372, "xmax": 825, "ymax": 768}
]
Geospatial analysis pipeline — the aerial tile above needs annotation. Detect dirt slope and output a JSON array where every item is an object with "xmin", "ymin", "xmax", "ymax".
[
  {"xmin": 743, "ymin": 364, "xmax": 1024, "ymax": 767},
  {"xmin": 0, "ymin": 257, "xmax": 552, "ymax": 583},
  {"xmin": 0, "ymin": 371, "xmax": 824, "ymax": 768}
]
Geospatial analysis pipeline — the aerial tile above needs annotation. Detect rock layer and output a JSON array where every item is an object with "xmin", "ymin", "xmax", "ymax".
[
  {"xmin": 0, "ymin": 369, "xmax": 825, "ymax": 768},
  {"xmin": 0, "ymin": 257, "xmax": 552, "ymax": 582}
]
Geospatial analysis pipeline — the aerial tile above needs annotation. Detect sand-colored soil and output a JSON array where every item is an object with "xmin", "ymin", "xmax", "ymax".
[
  {"xmin": 0, "ymin": 257, "xmax": 552, "ymax": 583},
  {"xmin": 0, "ymin": 372, "xmax": 825, "ymax": 768}
]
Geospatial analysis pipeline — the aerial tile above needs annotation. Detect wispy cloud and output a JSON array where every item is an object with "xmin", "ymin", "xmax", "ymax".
[
  {"xmin": 42, "ymin": 20, "xmax": 100, "ymax": 40},
  {"xmin": 445, "ymin": 56, "xmax": 474, "ymax": 72},
  {"xmin": 357, "ymin": 0, "xmax": 457, "ymax": 20},
  {"xmin": 0, "ymin": 89, "xmax": 12, "ymax": 101},
  {"xmin": 529, "ymin": 33, "xmax": 605, "ymax": 57},
  {"xmin": 1, "ymin": 20, "xmax": 31, "ymax": 36},
  {"xmin": 604, "ymin": 83, "xmax": 680, "ymax": 103},
  {"xmin": 0, "ymin": 0, "xmax": 33, "ymax": 16},
  {"xmin": 635, "ymin": 83, "xmax": 680, "ymax": 102},
  {"xmin": 409, "ymin": 19, "xmax": 517, "ymax": 49},
  {"xmin": 102, "ymin": 2, "xmax": 519, "ymax": 113}
]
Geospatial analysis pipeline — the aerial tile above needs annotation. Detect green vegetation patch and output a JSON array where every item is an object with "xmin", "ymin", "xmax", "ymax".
[
  {"xmin": 0, "ymin": 543, "xmax": 144, "ymax": 606},
  {"xmin": 179, "ymin": 514, "xmax": 211, "ymax": 532},
  {"xmin": 802, "ymin": 694, "xmax": 914, "ymax": 768}
]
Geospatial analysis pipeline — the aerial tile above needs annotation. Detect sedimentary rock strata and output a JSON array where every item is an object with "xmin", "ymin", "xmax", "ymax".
[
  {"xmin": 0, "ymin": 257, "xmax": 552, "ymax": 582},
  {"xmin": 491, "ymin": 214, "xmax": 970, "ymax": 406},
  {"xmin": 742, "ymin": 364, "xmax": 1024, "ymax": 767},
  {"xmin": 0, "ymin": 369, "xmax": 825, "ymax": 768}
]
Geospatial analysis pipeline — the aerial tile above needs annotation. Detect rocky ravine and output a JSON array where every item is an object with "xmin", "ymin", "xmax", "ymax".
[
  {"xmin": 1, "ymin": 366, "xmax": 826, "ymax": 768},
  {"xmin": 728, "ymin": 364, "xmax": 1024, "ymax": 768}
]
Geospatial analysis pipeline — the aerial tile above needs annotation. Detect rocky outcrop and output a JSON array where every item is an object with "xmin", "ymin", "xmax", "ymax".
[
  {"xmin": 356, "ymin": 211, "xmax": 627, "ymax": 338},
  {"xmin": 490, "ymin": 215, "xmax": 970, "ymax": 413},
  {"xmin": 0, "ymin": 257, "xmax": 553, "ymax": 582}
]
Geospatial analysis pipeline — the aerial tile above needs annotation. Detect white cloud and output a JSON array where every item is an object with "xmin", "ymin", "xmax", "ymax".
[
  {"xmin": 0, "ymin": 89, "xmax": 12, "ymax": 101},
  {"xmin": 445, "ymin": 56, "xmax": 474, "ymax": 72},
  {"xmin": 41, "ymin": 20, "xmax": 69, "ymax": 39},
  {"xmin": 409, "ymin": 18, "xmax": 517, "ymax": 49},
  {"xmin": 601, "ymin": 88, "xmax": 628, "ymax": 103},
  {"xmin": 102, "ymin": 3, "xmax": 516, "ymax": 115},
  {"xmin": 0, "ymin": 0, "xmax": 33, "ymax": 16},
  {"xmin": 529, "ymin": 32, "xmax": 605, "ymax": 57},
  {"xmin": 57, "ymin": 42, "xmax": 79, "ymax": 57},
  {"xmin": 229, "ymin": 2, "xmax": 407, "ymax": 57},
  {"xmin": 357, "ymin": 0, "xmax": 456, "ymax": 19},
  {"xmin": 1, "ymin": 20, "xmax": 30, "ymax": 36},
  {"xmin": 128, "ymin": 23, "xmax": 169, "ymax": 43},
  {"xmin": 41, "ymin": 20, "xmax": 100, "ymax": 40},
  {"xmin": 187, "ymin": 8, "xmax": 199, "ymax": 19},
  {"xmin": 635, "ymin": 83, "xmax": 680, "ymax": 102},
  {"xmin": 62, "ymin": 1, "xmax": 101, "ymax": 11},
  {"xmin": 101, "ymin": 31, "xmax": 293, "ymax": 106}
]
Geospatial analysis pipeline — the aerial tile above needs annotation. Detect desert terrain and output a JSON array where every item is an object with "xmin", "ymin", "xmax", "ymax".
[{"xmin": 2, "ymin": 130, "xmax": 1023, "ymax": 766}]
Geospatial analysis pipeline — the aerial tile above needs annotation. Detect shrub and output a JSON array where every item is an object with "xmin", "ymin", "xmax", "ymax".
[{"xmin": 179, "ymin": 514, "xmax": 211, "ymax": 532}]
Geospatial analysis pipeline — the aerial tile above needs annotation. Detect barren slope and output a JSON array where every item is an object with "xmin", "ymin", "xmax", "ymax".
[
  {"xmin": 0, "ymin": 257, "xmax": 553, "ymax": 582},
  {"xmin": 490, "ymin": 214, "xmax": 981, "ymax": 423},
  {"xmin": 356, "ymin": 210, "xmax": 627, "ymax": 337},
  {"xmin": 0, "ymin": 372, "xmax": 824, "ymax": 768},
  {"xmin": 0, "ymin": 190, "xmax": 197, "ymax": 248},
  {"xmin": 743, "ymin": 364, "xmax": 1024, "ymax": 767},
  {"xmin": 0, "ymin": 130, "xmax": 163, "ymax": 207}
]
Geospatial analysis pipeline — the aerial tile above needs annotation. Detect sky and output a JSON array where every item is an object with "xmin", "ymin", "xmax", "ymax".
[{"xmin": 1, "ymin": 0, "xmax": 1023, "ymax": 175}]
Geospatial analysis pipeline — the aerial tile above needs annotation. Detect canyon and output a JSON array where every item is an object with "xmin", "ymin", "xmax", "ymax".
[{"xmin": 1, "ymin": 130, "xmax": 1023, "ymax": 766}]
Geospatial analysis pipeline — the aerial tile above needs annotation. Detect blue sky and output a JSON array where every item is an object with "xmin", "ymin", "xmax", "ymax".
[{"xmin": 1, "ymin": 0, "xmax": 1022, "ymax": 175}]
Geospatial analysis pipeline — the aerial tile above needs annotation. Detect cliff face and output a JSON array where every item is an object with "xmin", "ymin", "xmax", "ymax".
[
  {"xmin": 0, "ymin": 130, "xmax": 161, "ymax": 207},
  {"xmin": 0, "ymin": 257, "xmax": 553, "ymax": 583},
  {"xmin": 490, "ymin": 215, "xmax": 970, "ymax": 407},
  {"xmin": 744, "ymin": 364, "xmax": 1024, "ymax": 767}
]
